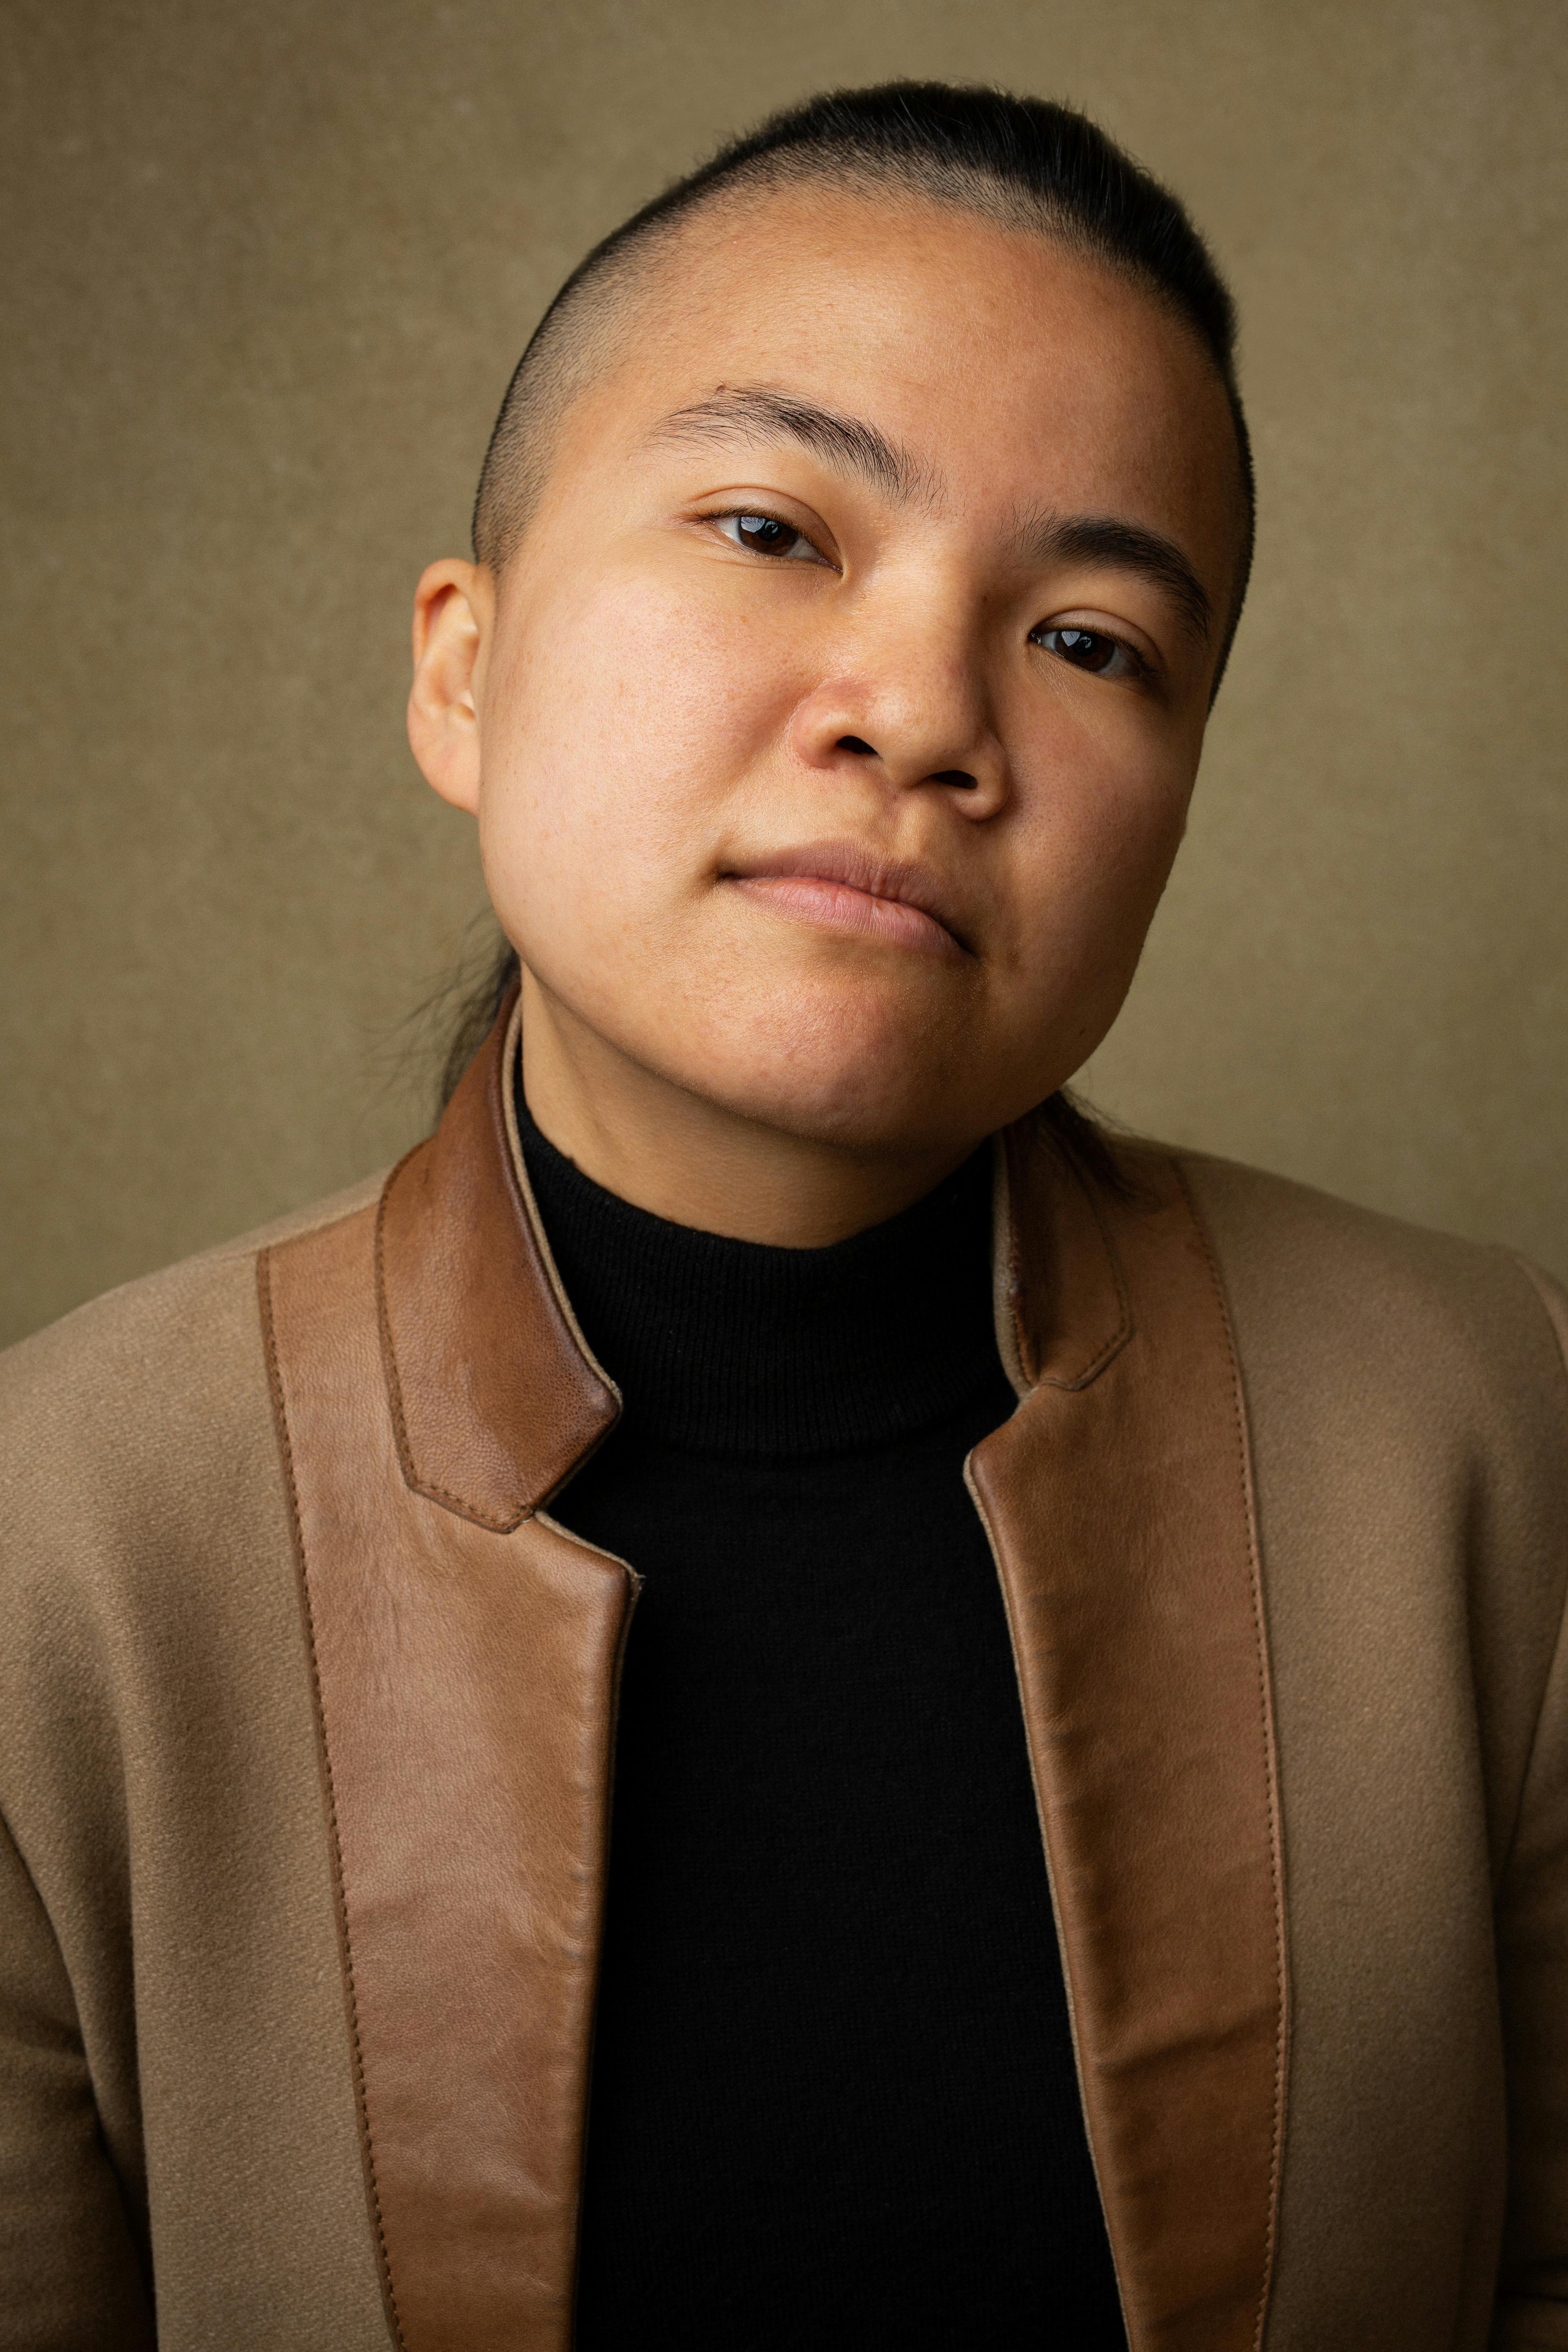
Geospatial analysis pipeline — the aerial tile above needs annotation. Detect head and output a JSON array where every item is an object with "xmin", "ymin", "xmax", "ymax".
[{"xmin": 410, "ymin": 83, "xmax": 1253, "ymax": 1237}]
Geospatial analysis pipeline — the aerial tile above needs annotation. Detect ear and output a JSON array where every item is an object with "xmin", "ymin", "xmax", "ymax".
[{"xmin": 408, "ymin": 560, "xmax": 495, "ymax": 815}]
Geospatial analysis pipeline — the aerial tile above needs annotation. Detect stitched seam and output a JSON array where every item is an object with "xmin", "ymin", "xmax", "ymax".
[
  {"xmin": 258, "ymin": 1247, "xmax": 408, "ymax": 2352},
  {"xmin": 499, "ymin": 990, "xmax": 624, "ymax": 1406},
  {"xmin": 1039, "ymin": 1164, "xmax": 1136, "ymax": 1392},
  {"xmin": 1004, "ymin": 1135, "xmax": 1032, "ymax": 1383},
  {"xmin": 1013, "ymin": 1132, "xmax": 1136, "ymax": 1392},
  {"xmin": 373, "ymin": 1148, "xmax": 434, "ymax": 1501},
  {"xmin": 406, "ymin": 1471, "xmax": 523, "ymax": 1532},
  {"xmin": 558, "ymin": 1529, "xmax": 641, "ymax": 2335},
  {"xmin": 961, "ymin": 1447, "xmax": 1140, "ymax": 2349},
  {"xmin": 1175, "ymin": 1167, "xmax": 1288, "ymax": 2352},
  {"xmin": 373, "ymin": 1145, "xmax": 538, "ymax": 1531}
]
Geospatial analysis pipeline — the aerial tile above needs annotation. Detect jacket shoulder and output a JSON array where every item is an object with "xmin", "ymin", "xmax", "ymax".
[
  {"xmin": 1169, "ymin": 1145, "xmax": 1568, "ymax": 1395},
  {"xmin": 0, "ymin": 1172, "xmax": 388, "ymax": 1599},
  {"xmin": 0, "ymin": 1171, "xmax": 386, "ymax": 1420},
  {"xmin": 1169, "ymin": 1148, "xmax": 1568, "ymax": 1885}
]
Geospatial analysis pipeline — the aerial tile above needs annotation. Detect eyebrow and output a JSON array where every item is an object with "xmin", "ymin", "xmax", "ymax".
[
  {"xmin": 646, "ymin": 385, "xmax": 935, "ymax": 506},
  {"xmin": 648, "ymin": 389, "xmax": 1214, "ymax": 644},
  {"xmin": 1012, "ymin": 508, "xmax": 1214, "ymax": 644}
]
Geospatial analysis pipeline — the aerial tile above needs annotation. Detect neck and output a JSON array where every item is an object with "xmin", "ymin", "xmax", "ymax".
[
  {"xmin": 517, "ymin": 965, "xmax": 976, "ymax": 1248},
  {"xmin": 514, "ymin": 1087, "xmax": 1003, "ymax": 1451}
]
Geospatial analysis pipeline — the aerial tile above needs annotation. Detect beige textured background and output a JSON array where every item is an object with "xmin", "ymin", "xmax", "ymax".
[{"xmin": 2, "ymin": 0, "xmax": 1564, "ymax": 1346}]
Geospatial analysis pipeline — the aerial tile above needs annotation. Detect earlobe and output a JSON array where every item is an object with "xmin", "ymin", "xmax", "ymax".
[{"xmin": 408, "ymin": 559, "xmax": 492, "ymax": 816}]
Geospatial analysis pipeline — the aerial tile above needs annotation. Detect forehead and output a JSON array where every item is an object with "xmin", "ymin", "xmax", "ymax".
[{"xmin": 561, "ymin": 186, "xmax": 1242, "ymax": 578}]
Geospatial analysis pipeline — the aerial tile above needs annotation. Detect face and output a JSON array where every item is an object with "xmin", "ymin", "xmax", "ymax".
[{"xmin": 413, "ymin": 188, "xmax": 1243, "ymax": 1174}]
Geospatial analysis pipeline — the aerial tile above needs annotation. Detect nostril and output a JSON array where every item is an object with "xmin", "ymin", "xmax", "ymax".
[
  {"xmin": 933, "ymin": 769, "xmax": 978, "ymax": 791},
  {"xmin": 837, "ymin": 735, "xmax": 877, "ymax": 756}
]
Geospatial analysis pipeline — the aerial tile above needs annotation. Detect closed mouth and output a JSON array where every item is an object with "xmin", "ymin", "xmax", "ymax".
[{"xmin": 722, "ymin": 841, "xmax": 974, "ymax": 960}]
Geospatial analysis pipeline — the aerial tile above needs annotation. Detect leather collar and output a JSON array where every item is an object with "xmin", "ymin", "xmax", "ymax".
[
  {"xmin": 278, "ymin": 986, "xmax": 1287, "ymax": 2352},
  {"xmin": 375, "ymin": 984, "xmax": 1138, "ymax": 1517}
]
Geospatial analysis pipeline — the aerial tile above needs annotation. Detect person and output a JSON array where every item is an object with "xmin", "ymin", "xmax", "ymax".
[{"xmin": 1, "ymin": 78, "xmax": 1564, "ymax": 2352}]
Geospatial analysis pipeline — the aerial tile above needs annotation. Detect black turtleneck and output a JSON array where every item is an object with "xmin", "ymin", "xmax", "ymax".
[{"xmin": 519, "ymin": 1097, "xmax": 1127, "ymax": 2352}]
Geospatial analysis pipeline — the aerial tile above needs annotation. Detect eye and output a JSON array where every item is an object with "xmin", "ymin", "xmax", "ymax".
[
  {"xmin": 1030, "ymin": 624, "xmax": 1145, "ymax": 680},
  {"xmin": 712, "ymin": 511, "xmax": 826, "ymax": 564}
]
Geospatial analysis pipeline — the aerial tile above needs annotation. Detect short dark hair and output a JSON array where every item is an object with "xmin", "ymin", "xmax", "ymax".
[{"xmin": 472, "ymin": 79, "xmax": 1254, "ymax": 674}]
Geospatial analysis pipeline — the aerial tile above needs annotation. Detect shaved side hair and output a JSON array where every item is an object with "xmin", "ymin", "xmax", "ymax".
[{"xmin": 472, "ymin": 80, "xmax": 1255, "ymax": 684}]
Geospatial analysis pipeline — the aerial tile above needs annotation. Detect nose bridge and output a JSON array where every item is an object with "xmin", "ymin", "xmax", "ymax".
[{"xmin": 842, "ymin": 569, "xmax": 993, "ymax": 776}]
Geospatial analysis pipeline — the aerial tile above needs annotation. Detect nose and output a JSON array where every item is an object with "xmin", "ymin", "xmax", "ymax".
[{"xmin": 786, "ymin": 621, "xmax": 1010, "ymax": 821}]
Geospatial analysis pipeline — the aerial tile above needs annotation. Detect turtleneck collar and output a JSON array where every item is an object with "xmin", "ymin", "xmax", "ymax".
[{"xmin": 514, "ymin": 1085, "xmax": 1004, "ymax": 1459}]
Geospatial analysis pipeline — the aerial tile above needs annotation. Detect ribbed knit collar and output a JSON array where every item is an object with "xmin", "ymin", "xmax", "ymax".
[{"xmin": 515, "ymin": 1087, "xmax": 1004, "ymax": 1459}]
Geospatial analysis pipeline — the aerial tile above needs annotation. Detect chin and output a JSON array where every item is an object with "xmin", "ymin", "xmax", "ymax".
[
  {"xmin": 734, "ymin": 1073, "xmax": 973, "ymax": 1157},
  {"xmin": 668, "ymin": 995, "xmax": 1007, "ymax": 1159}
]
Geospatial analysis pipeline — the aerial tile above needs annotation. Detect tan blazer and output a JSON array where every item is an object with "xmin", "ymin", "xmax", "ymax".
[{"xmin": 2, "ymin": 997, "xmax": 1566, "ymax": 2352}]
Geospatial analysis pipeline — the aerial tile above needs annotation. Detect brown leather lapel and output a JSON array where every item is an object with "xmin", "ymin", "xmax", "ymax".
[
  {"xmin": 259, "ymin": 997, "xmax": 630, "ymax": 2352},
  {"xmin": 261, "ymin": 991, "xmax": 1285, "ymax": 2350},
  {"xmin": 970, "ymin": 1118, "xmax": 1288, "ymax": 2352},
  {"xmin": 377, "ymin": 983, "xmax": 618, "ymax": 1528}
]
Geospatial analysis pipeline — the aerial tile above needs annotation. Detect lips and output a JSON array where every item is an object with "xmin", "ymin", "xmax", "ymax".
[{"xmin": 723, "ymin": 839, "xmax": 973, "ymax": 959}]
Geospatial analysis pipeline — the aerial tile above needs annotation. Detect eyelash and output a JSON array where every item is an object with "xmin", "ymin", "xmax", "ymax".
[
  {"xmin": 703, "ymin": 509, "xmax": 1153, "ymax": 680},
  {"xmin": 706, "ymin": 507, "xmax": 831, "ymax": 565},
  {"xmin": 1028, "ymin": 623, "xmax": 1151, "ymax": 683}
]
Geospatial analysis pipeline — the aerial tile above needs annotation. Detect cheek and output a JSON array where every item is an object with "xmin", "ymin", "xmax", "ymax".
[
  {"xmin": 1002, "ymin": 703, "xmax": 1195, "ymax": 996},
  {"xmin": 476, "ymin": 565, "xmax": 800, "ymax": 939}
]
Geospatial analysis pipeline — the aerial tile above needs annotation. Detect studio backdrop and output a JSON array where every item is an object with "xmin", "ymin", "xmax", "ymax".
[{"xmin": 3, "ymin": 0, "xmax": 1565, "ymax": 1345}]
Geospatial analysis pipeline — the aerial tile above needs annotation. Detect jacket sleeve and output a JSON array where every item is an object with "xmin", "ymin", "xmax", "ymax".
[
  {"xmin": 1493, "ymin": 1260, "xmax": 1568, "ymax": 2345},
  {"xmin": 0, "ymin": 1809, "xmax": 155, "ymax": 2352}
]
